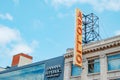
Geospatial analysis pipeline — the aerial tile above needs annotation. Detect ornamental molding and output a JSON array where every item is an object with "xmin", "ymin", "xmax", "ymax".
[
  {"xmin": 64, "ymin": 52, "xmax": 73, "ymax": 58},
  {"xmin": 83, "ymin": 40, "xmax": 120, "ymax": 54},
  {"xmin": 100, "ymin": 54, "xmax": 106, "ymax": 58},
  {"xmin": 64, "ymin": 35, "xmax": 120, "ymax": 59}
]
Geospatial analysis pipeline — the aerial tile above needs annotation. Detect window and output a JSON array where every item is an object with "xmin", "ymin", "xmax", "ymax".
[
  {"xmin": 110, "ymin": 78, "xmax": 120, "ymax": 80},
  {"xmin": 88, "ymin": 58, "xmax": 100, "ymax": 73},
  {"xmin": 0, "ymin": 64, "xmax": 45, "ymax": 80},
  {"xmin": 71, "ymin": 64, "xmax": 82, "ymax": 76},
  {"xmin": 108, "ymin": 54, "xmax": 120, "ymax": 71}
]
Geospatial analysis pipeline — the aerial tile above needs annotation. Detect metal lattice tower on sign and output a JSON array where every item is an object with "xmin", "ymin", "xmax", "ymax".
[{"xmin": 82, "ymin": 13, "xmax": 101, "ymax": 44}]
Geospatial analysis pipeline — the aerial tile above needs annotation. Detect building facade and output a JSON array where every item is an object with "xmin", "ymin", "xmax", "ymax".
[
  {"xmin": 0, "ymin": 67, "xmax": 5, "ymax": 72},
  {"xmin": 64, "ymin": 35, "xmax": 120, "ymax": 80},
  {"xmin": 0, "ymin": 35, "xmax": 120, "ymax": 80},
  {"xmin": 0, "ymin": 56, "xmax": 64, "ymax": 80}
]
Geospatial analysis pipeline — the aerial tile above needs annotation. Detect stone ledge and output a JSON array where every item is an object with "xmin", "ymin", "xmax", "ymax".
[{"xmin": 64, "ymin": 35, "xmax": 120, "ymax": 58}]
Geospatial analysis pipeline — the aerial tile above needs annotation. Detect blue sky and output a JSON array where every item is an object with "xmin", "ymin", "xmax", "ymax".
[{"xmin": 0, "ymin": 0, "xmax": 120, "ymax": 67}]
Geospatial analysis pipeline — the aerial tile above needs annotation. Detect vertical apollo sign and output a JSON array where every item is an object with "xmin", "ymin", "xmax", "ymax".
[{"xmin": 73, "ymin": 9, "xmax": 82, "ymax": 67}]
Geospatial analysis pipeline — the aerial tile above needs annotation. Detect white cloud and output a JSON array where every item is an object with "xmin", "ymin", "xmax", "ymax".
[
  {"xmin": 48, "ymin": 0, "xmax": 120, "ymax": 12},
  {"xmin": 0, "ymin": 25, "xmax": 39, "ymax": 56},
  {"xmin": 0, "ymin": 13, "xmax": 13, "ymax": 21},
  {"xmin": 10, "ymin": 40, "xmax": 39, "ymax": 55},
  {"xmin": 10, "ymin": 44, "xmax": 33, "ymax": 55},
  {"xmin": 87, "ymin": 0, "xmax": 120, "ymax": 12},
  {"xmin": 0, "ymin": 25, "xmax": 20, "ymax": 45},
  {"xmin": 51, "ymin": 0, "xmax": 78, "ymax": 8},
  {"xmin": 115, "ymin": 30, "xmax": 120, "ymax": 35}
]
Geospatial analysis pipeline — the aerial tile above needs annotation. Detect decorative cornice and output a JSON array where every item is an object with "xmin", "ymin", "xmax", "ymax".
[
  {"xmin": 83, "ymin": 40, "xmax": 120, "ymax": 54},
  {"xmin": 100, "ymin": 54, "xmax": 106, "ymax": 58},
  {"xmin": 64, "ymin": 52, "xmax": 73, "ymax": 58},
  {"xmin": 64, "ymin": 35, "xmax": 120, "ymax": 58}
]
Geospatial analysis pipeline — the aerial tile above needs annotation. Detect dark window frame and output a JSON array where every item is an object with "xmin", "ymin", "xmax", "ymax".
[{"xmin": 88, "ymin": 58, "xmax": 100, "ymax": 73}]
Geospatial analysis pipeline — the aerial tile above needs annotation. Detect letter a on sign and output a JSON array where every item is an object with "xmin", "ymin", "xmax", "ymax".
[{"xmin": 73, "ymin": 8, "xmax": 82, "ymax": 67}]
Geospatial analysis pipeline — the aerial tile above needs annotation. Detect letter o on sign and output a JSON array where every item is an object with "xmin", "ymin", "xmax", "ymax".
[
  {"xmin": 77, "ymin": 27, "xmax": 82, "ymax": 35},
  {"xmin": 76, "ymin": 54, "xmax": 82, "ymax": 64}
]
